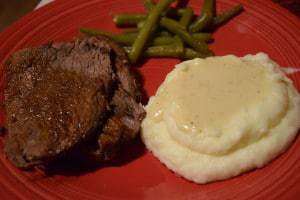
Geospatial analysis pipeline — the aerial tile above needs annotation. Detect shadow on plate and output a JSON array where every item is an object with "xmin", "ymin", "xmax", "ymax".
[{"xmin": 42, "ymin": 136, "xmax": 147, "ymax": 177}]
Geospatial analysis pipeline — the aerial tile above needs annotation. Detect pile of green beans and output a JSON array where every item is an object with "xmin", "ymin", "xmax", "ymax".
[{"xmin": 80, "ymin": 0, "xmax": 244, "ymax": 64}]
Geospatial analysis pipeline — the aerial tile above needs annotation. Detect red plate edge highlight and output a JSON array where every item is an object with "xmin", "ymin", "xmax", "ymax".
[{"xmin": 0, "ymin": 0, "xmax": 299, "ymax": 200}]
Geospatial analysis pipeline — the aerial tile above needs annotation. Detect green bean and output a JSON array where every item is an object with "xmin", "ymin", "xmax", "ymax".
[
  {"xmin": 81, "ymin": 28, "xmax": 211, "ymax": 46},
  {"xmin": 160, "ymin": 30, "xmax": 172, "ymax": 36},
  {"xmin": 124, "ymin": 46, "xmax": 213, "ymax": 59},
  {"xmin": 113, "ymin": 14, "xmax": 147, "ymax": 26},
  {"xmin": 174, "ymin": 35, "xmax": 184, "ymax": 53},
  {"xmin": 161, "ymin": 30, "xmax": 211, "ymax": 43},
  {"xmin": 80, "ymin": 27, "xmax": 103, "ymax": 36},
  {"xmin": 134, "ymin": 36, "xmax": 176, "ymax": 46},
  {"xmin": 149, "ymin": 35, "xmax": 211, "ymax": 46},
  {"xmin": 213, "ymin": 4, "xmax": 244, "ymax": 26},
  {"xmin": 172, "ymin": 8, "xmax": 211, "ymax": 48},
  {"xmin": 167, "ymin": 13, "xmax": 212, "ymax": 60},
  {"xmin": 81, "ymin": 27, "xmax": 182, "ymax": 46},
  {"xmin": 144, "ymin": 1, "xmax": 185, "ymax": 17},
  {"xmin": 145, "ymin": 45, "xmax": 184, "ymax": 57},
  {"xmin": 184, "ymin": 48, "xmax": 214, "ymax": 59},
  {"xmin": 175, "ymin": 8, "xmax": 186, "ymax": 16},
  {"xmin": 151, "ymin": 36, "xmax": 175, "ymax": 46},
  {"xmin": 137, "ymin": 21, "xmax": 145, "ymax": 29},
  {"xmin": 160, "ymin": 17, "xmax": 210, "ymax": 54},
  {"xmin": 125, "ymin": 45, "xmax": 184, "ymax": 58},
  {"xmin": 129, "ymin": 0, "xmax": 175, "ymax": 63},
  {"xmin": 112, "ymin": 9, "xmax": 186, "ymax": 27},
  {"xmin": 189, "ymin": 0, "xmax": 215, "ymax": 33},
  {"xmin": 144, "ymin": 0, "xmax": 155, "ymax": 11},
  {"xmin": 179, "ymin": 7, "xmax": 194, "ymax": 28},
  {"xmin": 160, "ymin": 32, "xmax": 212, "ymax": 43},
  {"xmin": 161, "ymin": 18, "xmax": 186, "ymax": 30},
  {"xmin": 80, "ymin": 28, "xmax": 137, "ymax": 45},
  {"xmin": 172, "ymin": 7, "xmax": 193, "ymax": 57},
  {"xmin": 192, "ymin": 33, "xmax": 212, "ymax": 42}
]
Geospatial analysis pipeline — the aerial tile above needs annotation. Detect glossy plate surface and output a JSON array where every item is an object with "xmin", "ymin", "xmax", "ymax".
[{"xmin": 0, "ymin": 0, "xmax": 299, "ymax": 199}]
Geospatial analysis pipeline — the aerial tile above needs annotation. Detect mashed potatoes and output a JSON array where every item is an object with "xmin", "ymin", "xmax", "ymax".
[{"xmin": 141, "ymin": 53, "xmax": 300, "ymax": 184}]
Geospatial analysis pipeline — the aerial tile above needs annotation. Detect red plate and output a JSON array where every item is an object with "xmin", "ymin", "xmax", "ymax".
[{"xmin": 0, "ymin": 0, "xmax": 300, "ymax": 199}]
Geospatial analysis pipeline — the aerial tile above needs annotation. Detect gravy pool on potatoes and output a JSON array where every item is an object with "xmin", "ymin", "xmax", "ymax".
[{"xmin": 142, "ymin": 53, "xmax": 300, "ymax": 184}]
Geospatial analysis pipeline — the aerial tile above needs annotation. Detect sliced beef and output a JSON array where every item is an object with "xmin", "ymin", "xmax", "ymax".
[
  {"xmin": 95, "ymin": 87, "xmax": 145, "ymax": 161},
  {"xmin": 4, "ymin": 36, "xmax": 145, "ymax": 169},
  {"xmin": 101, "ymin": 36, "xmax": 142, "ymax": 100},
  {"xmin": 88, "ymin": 36, "xmax": 145, "ymax": 161}
]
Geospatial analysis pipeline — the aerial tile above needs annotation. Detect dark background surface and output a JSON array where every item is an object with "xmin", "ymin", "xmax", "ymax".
[
  {"xmin": 0, "ymin": 0, "xmax": 299, "ymax": 32},
  {"xmin": 0, "ymin": 0, "xmax": 40, "ymax": 31},
  {"xmin": 273, "ymin": 0, "xmax": 300, "ymax": 16}
]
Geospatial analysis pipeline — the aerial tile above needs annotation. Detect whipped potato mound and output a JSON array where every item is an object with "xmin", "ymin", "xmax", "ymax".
[{"xmin": 141, "ymin": 53, "xmax": 300, "ymax": 184}]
